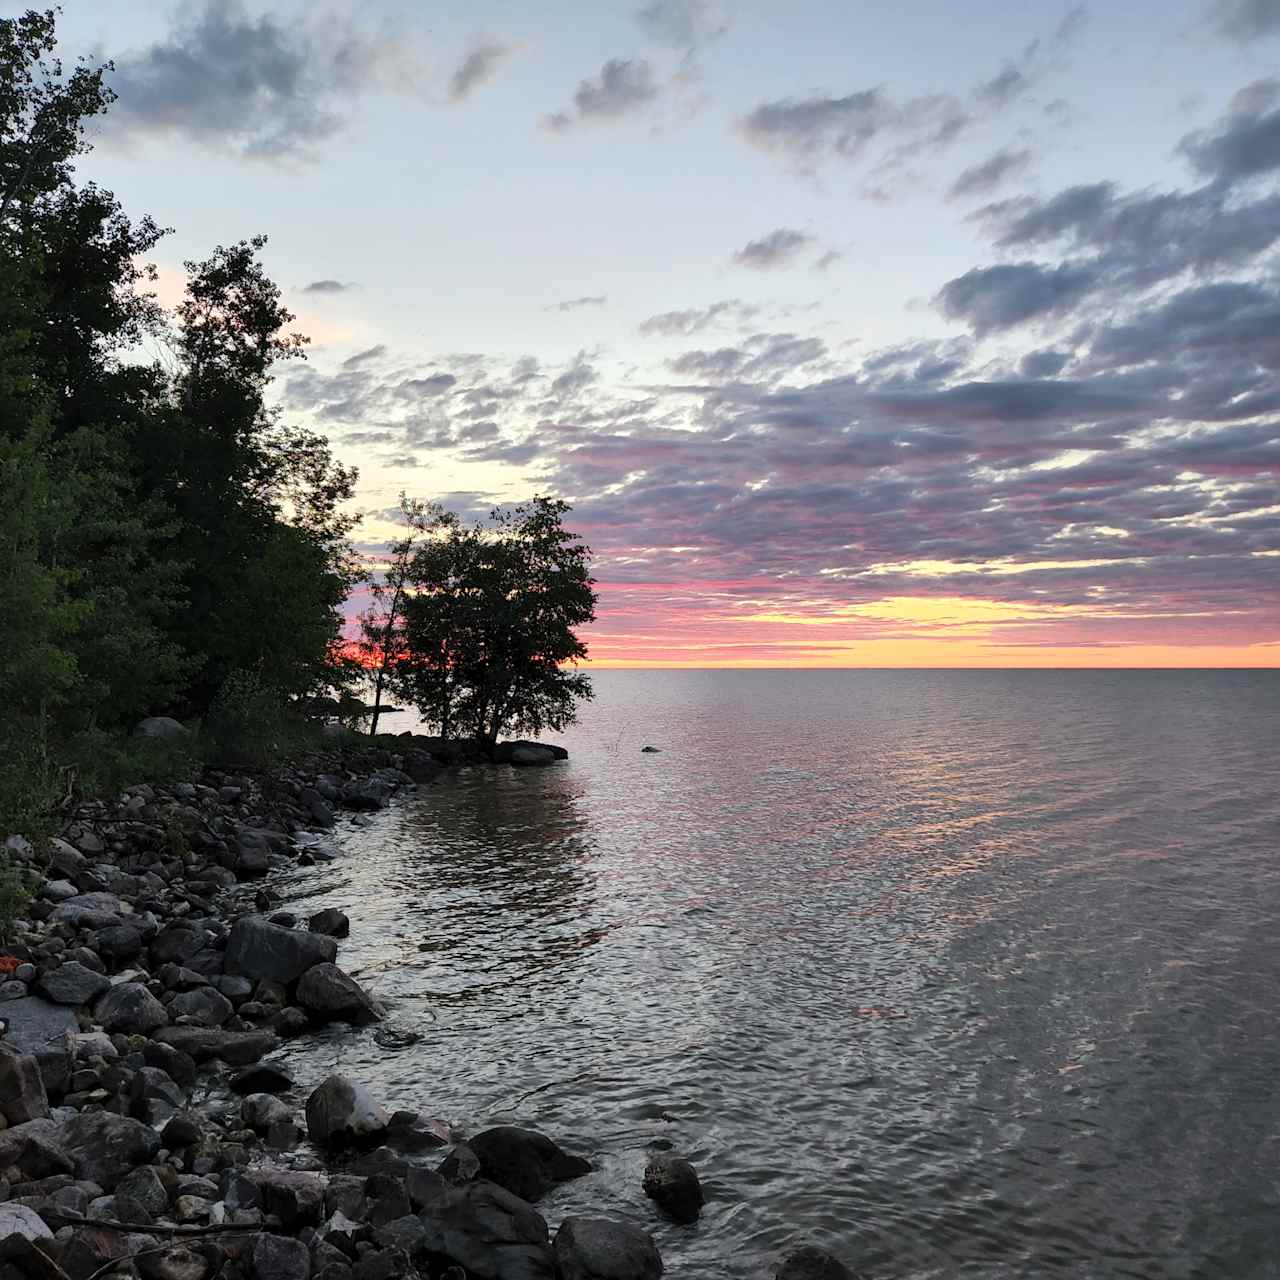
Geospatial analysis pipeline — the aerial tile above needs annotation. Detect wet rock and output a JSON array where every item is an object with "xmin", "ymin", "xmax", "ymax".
[
  {"xmin": 230, "ymin": 1061, "xmax": 295, "ymax": 1094},
  {"xmin": 168, "ymin": 985, "xmax": 234, "ymax": 1027},
  {"xmin": 385, "ymin": 1110, "xmax": 450, "ymax": 1152},
  {"xmin": 224, "ymin": 915, "xmax": 337, "ymax": 984},
  {"xmin": 305, "ymin": 1074, "xmax": 389, "ymax": 1148},
  {"xmin": 296, "ymin": 963, "xmax": 378, "ymax": 1024},
  {"xmin": 441, "ymin": 1126, "xmax": 592, "ymax": 1203},
  {"xmin": 0, "ymin": 1045, "xmax": 49, "ymax": 1125},
  {"xmin": 94, "ymin": 982, "xmax": 169, "ymax": 1035},
  {"xmin": 0, "ymin": 1201, "xmax": 53, "ymax": 1241},
  {"xmin": 308, "ymin": 908, "xmax": 350, "ymax": 938},
  {"xmin": 554, "ymin": 1217, "xmax": 663, "ymax": 1280},
  {"xmin": 340, "ymin": 777, "xmax": 394, "ymax": 811},
  {"xmin": 251, "ymin": 1232, "xmax": 310, "ymax": 1280},
  {"xmin": 641, "ymin": 1152, "xmax": 703, "ymax": 1224},
  {"xmin": 60, "ymin": 1110, "xmax": 161, "ymax": 1190},
  {"xmin": 36, "ymin": 961, "xmax": 111, "ymax": 1006},
  {"xmin": 153, "ymin": 1026, "xmax": 278, "ymax": 1064},
  {"xmin": 418, "ymin": 1179, "xmax": 554, "ymax": 1280},
  {"xmin": 772, "ymin": 1247, "xmax": 856, "ymax": 1280},
  {"xmin": 274, "ymin": 1006, "xmax": 310, "ymax": 1038}
]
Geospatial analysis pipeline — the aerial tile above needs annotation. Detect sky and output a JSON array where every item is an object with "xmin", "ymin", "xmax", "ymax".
[{"xmin": 54, "ymin": 0, "xmax": 1280, "ymax": 666}]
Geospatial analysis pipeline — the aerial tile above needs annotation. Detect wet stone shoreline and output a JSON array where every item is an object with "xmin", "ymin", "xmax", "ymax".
[{"xmin": 0, "ymin": 738, "xmax": 843, "ymax": 1280}]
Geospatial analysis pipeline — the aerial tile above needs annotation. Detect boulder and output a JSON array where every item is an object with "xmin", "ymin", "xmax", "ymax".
[
  {"xmin": 95, "ymin": 982, "xmax": 170, "ymax": 1035},
  {"xmin": 49, "ymin": 891, "xmax": 129, "ymax": 930},
  {"xmin": 772, "ymin": 1247, "xmax": 856, "ymax": 1280},
  {"xmin": 492, "ymin": 740, "xmax": 569, "ymax": 765},
  {"xmin": 230, "ymin": 1061, "xmax": 294, "ymax": 1094},
  {"xmin": 510, "ymin": 746, "xmax": 559, "ymax": 766},
  {"xmin": 340, "ymin": 777, "xmax": 395, "ymax": 811},
  {"xmin": 152, "ymin": 1026, "xmax": 278, "ymax": 1064},
  {"xmin": 94, "ymin": 924, "xmax": 145, "ymax": 963},
  {"xmin": 60, "ymin": 1109, "xmax": 162, "ymax": 1190},
  {"xmin": 441, "ymin": 1126, "xmax": 591, "ymax": 1203},
  {"xmin": 2, "ymin": 995, "xmax": 77, "ymax": 1094},
  {"xmin": 247, "ymin": 1168, "xmax": 326, "ymax": 1228},
  {"xmin": 0, "ymin": 1201, "xmax": 54, "ymax": 1242},
  {"xmin": 224, "ymin": 915, "xmax": 337, "ymax": 984},
  {"xmin": 251, "ymin": 1232, "xmax": 310, "ymax": 1280},
  {"xmin": 641, "ymin": 1152, "xmax": 703, "ymax": 1224},
  {"xmin": 418, "ymin": 1179, "xmax": 554, "ymax": 1280},
  {"xmin": 36, "ymin": 960, "xmax": 111, "ymax": 1006},
  {"xmin": 241, "ymin": 1093, "xmax": 293, "ymax": 1133},
  {"xmin": 305, "ymin": 1074, "xmax": 389, "ymax": 1147},
  {"xmin": 135, "ymin": 716, "xmax": 189, "ymax": 739},
  {"xmin": 308, "ymin": 908, "xmax": 350, "ymax": 938},
  {"xmin": 554, "ymin": 1217, "xmax": 663, "ymax": 1280},
  {"xmin": 296, "ymin": 963, "xmax": 378, "ymax": 1024},
  {"xmin": 0, "ymin": 1045, "xmax": 48, "ymax": 1125},
  {"xmin": 168, "ymin": 986, "xmax": 234, "ymax": 1028}
]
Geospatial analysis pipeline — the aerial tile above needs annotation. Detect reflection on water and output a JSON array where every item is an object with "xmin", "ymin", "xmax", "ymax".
[{"xmin": 273, "ymin": 670, "xmax": 1280, "ymax": 1280}]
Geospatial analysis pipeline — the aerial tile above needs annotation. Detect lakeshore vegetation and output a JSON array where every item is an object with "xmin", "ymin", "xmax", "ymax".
[{"xmin": 0, "ymin": 9, "xmax": 596, "ymax": 853}]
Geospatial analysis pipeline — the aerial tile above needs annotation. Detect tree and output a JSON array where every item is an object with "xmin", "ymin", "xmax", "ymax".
[
  {"xmin": 356, "ymin": 495, "xmax": 454, "ymax": 736},
  {"xmin": 397, "ymin": 497, "xmax": 597, "ymax": 753}
]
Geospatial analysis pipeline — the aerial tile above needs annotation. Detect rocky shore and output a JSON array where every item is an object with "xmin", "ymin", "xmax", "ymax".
[{"xmin": 0, "ymin": 736, "xmax": 850, "ymax": 1280}]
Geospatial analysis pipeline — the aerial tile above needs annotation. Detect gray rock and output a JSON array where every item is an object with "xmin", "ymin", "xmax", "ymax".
[
  {"xmin": 308, "ymin": 908, "xmax": 350, "ymax": 938},
  {"xmin": 510, "ymin": 745, "xmax": 559, "ymax": 766},
  {"xmin": 0, "ymin": 1044, "xmax": 48, "ymax": 1125},
  {"xmin": 2, "ymin": 995, "xmax": 76, "ymax": 1094},
  {"xmin": 48, "ymin": 838, "xmax": 87, "ymax": 877},
  {"xmin": 61, "ymin": 1109, "xmax": 162, "ymax": 1190},
  {"xmin": 137, "ymin": 1244, "xmax": 211, "ymax": 1280},
  {"xmin": 419, "ymin": 1179, "xmax": 554, "ymax": 1280},
  {"xmin": 152, "ymin": 1026, "xmax": 278, "ymax": 1064},
  {"xmin": 305, "ymin": 1074, "xmax": 389, "ymax": 1147},
  {"xmin": 93, "ymin": 923, "xmax": 145, "ymax": 962},
  {"xmin": 135, "ymin": 716, "xmax": 189, "ymax": 739},
  {"xmin": 224, "ymin": 915, "xmax": 337, "ymax": 984},
  {"xmin": 241, "ymin": 1092, "xmax": 294, "ymax": 1132},
  {"xmin": 49, "ymin": 891, "xmax": 129, "ymax": 930},
  {"xmin": 440, "ymin": 1126, "xmax": 592, "ymax": 1203},
  {"xmin": 772, "ymin": 1247, "xmax": 856, "ymax": 1280},
  {"xmin": 340, "ymin": 776, "xmax": 395, "ymax": 811},
  {"xmin": 36, "ymin": 960, "xmax": 111, "ymax": 1006},
  {"xmin": 296, "ymin": 963, "xmax": 378, "ymax": 1024},
  {"xmin": 169, "ymin": 985, "xmax": 234, "ymax": 1027},
  {"xmin": 251, "ymin": 1232, "xmax": 310, "ymax": 1280},
  {"xmin": 116, "ymin": 1164, "xmax": 170, "ymax": 1217},
  {"xmin": 555, "ymin": 1218, "xmax": 662, "ymax": 1280},
  {"xmin": 230, "ymin": 1061, "xmax": 294, "ymax": 1094},
  {"xmin": 40, "ymin": 877, "xmax": 79, "ymax": 901},
  {"xmin": 247, "ymin": 1167, "xmax": 325, "ymax": 1227},
  {"xmin": 641, "ymin": 1152, "xmax": 703, "ymax": 1224},
  {"xmin": 95, "ymin": 982, "xmax": 170, "ymax": 1035},
  {"xmin": 0, "ymin": 1201, "xmax": 54, "ymax": 1241}
]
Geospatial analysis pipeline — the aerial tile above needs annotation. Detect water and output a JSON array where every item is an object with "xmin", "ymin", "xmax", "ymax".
[{"xmin": 270, "ymin": 670, "xmax": 1280, "ymax": 1278}]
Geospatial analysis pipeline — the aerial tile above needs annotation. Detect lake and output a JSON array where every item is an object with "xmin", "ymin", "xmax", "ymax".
[{"xmin": 270, "ymin": 669, "xmax": 1280, "ymax": 1279}]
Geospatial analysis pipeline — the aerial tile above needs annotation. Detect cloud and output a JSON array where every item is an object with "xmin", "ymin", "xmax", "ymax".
[
  {"xmin": 638, "ymin": 300, "xmax": 759, "ymax": 335},
  {"xmin": 732, "ymin": 228, "xmax": 814, "ymax": 270},
  {"xmin": 342, "ymin": 344, "xmax": 388, "ymax": 369},
  {"xmin": 448, "ymin": 41, "xmax": 513, "ymax": 102},
  {"xmin": 544, "ymin": 59, "xmax": 658, "ymax": 130},
  {"xmin": 936, "ymin": 262, "xmax": 1099, "ymax": 332},
  {"xmin": 548, "ymin": 295, "xmax": 608, "ymax": 312},
  {"xmin": 1180, "ymin": 89, "xmax": 1280, "ymax": 182},
  {"xmin": 301, "ymin": 279, "xmax": 357, "ymax": 294},
  {"xmin": 1211, "ymin": 0, "xmax": 1280, "ymax": 40},
  {"xmin": 104, "ymin": 0, "xmax": 420, "ymax": 158},
  {"xmin": 948, "ymin": 147, "xmax": 1033, "ymax": 199},
  {"xmin": 635, "ymin": 0, "xmax": 729, "ymax": 49}
]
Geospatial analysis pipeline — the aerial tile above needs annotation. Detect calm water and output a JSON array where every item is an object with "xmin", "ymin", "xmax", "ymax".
[{"xmin": 270, "ymin": 670, "xmax": 1280, "ymax": 1279}]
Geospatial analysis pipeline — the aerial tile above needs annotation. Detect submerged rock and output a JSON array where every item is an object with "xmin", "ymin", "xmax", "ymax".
[
  {"xmin": 296, "ymin": 962, "xmax": 379, "ymax": 1024},
  {"xmin": 440, "ymin": 1125, "xmax": 592, "ymax": 1203},
  {"xmin": 554, "ymin": 1216, "xmax": 663, "ymax": 1280},
  {"xmin": 773, "ymin": 1246, "xmax": 857, "ymax": 1280},
  {"xmin": 641, "ymin": 1152, "xmax": 703, "ymax": 1224}
]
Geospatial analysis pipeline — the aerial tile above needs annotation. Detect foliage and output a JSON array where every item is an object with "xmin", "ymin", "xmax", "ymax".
[
  {"xmin": 61, "ymin": 727, "xmax": 201, "ymax": 801},
  {"xmin": 396, "ymin": 497, "xmax": 597, "ymax": 751},
  {"xmin": 0, "ymin": 853, "xmax": 34, "ymax": 943},
  {"xmin": 204, "ymin": 670, "xmax": 327, "ymax": 767}
]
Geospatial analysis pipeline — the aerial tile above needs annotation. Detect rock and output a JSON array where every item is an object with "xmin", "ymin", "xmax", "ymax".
[
  {"xmin": 772, "ymin": 1247, "xmax": 856, "ymax": 1280},
  {"xmin": 340, "ymin": 777, "xmax": 394, "ymax": 811},
  {"xmin": 492, "ymin": 740, "xmax": 569, "ymax": 764},
  {"xmin": 640, "ymin": 746, "xmax": 661, "ymax": 753},
  {"xmin": 60, "ymin": 1224, "xmax": 132, "ymax": 1277},
  {"xmin": 168, "ymin": 986, "xmax": 234, "ymax": 1027},
  {"xmin": 305, "ymin": 1074, "xmax": 389, "ymax": 1148},
  {"xmin": 152, "ymin": 1026, "xmax": 278, "ymax": 1064},
  {"xmin": 162, "ymin": 1113, "xmax": 203, "ymax": 1147},
  {"xmin": 48, "ymin": 892, "xmax": 129, "ymax": 930},
  {"xmin": 60, "ymin": 1110, "xmax": 162, "ymax": 1190},
  {"xmin": 241, "ymin": 1093, "xmax": 293, "ymax": 1132},
  {"xmin": 0, "ymin": 1201, "xmax": 53, "ymax": 1241},
  {"xmin": 2, "ymin": 996, "xmax": 77, "ymax": 1093},
  {"xmin": 138, "ymin": 1245, "xmax": 212, "ymax": 1280},
  {"xmin": 296, "ymin": 963, "xmax": 378, "ymax": 1024},
  {"xmin": 116, "ymin": 1165, "xmax": 170, "ymax": 1217},
  {"xmin": 40, "ymin": 877, "xmax": 79, "ymax": 901},
  {"xmin": 419, "ymin": 1179, "xmax": 554, "ymax": 1280},
  {"xmin": 94, "ymin": 924, "xmax": 145, "ymax": 962},
  {"xmin": 0, "ymin": 1045, "xmax": 48, "ymax": 1125},
  {"xmin": 36, "ymin": 961, "xmax": 111, "ymax": 1006},
  {"xmin": 554, "ymin": 1218, "xmax": 663, "ymax": 1280},
  {"xmin": 641, "ymin": 1152, "xmax": 703, "ymax": 1224},
  {"xmin": 308, "ymin": 908, "xmax": 350, "ymax": 938},
  {"xmin": 251, "ymin": 1233, "xmax": 310, "ymax": 1280},
  {"xmin": 224, "ymin": 915, "xmax": 337, "ymax": 984},
  {"xmin": 48, "ymin": 838, "xmax": 87, "ymax": 877},
  {"xmin": 94, "ymin": 982, "xmax": 169, "ymax": 1035},
  {"xmin": 441, "ymin": 1126, "xmax": 592, "ymax": 1203},
  {"xmin": 248, "ymin": 1168, "xmax": 325, "ymax": 1227},
  {"xmin": 135, "ymin": 716, "xmax": 189, "ymax": 739},
  {"xmin": 510, "ymin": 746, "xmax": 558, "ymax": 766},
  {"xmin": 230, "ymin": 1061, "xmax": 294, "ymax": 1094},
  {"xmin": 15, "ymin": 1130, "xmax": 74, "ymax": 1178}
]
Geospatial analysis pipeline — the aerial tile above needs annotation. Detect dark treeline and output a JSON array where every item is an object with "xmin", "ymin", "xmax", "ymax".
[{"xmin": 0, "ymin": 11, "xmax": 360, "ymax": 826}]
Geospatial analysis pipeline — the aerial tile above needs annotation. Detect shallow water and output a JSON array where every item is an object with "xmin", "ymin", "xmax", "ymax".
[{"xmin": 270, "ymin": 669, "xmax": 1280, "ymax": 1279}]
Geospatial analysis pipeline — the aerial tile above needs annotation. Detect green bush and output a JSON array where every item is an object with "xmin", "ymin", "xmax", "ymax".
[
  {"xmin": 0, "ymin": 723, "xmax": 63, "ymax": 848},
  {"xmin": 63, "ymin": 726, "xmax": 203, "ymax": 800},
  {"xmin": 205, "ymin": 670, "xmax": 325, "ymax": 767},
  {"xmin": 0, "ymin": 854, "xmax": 34, "ymax": 945}
]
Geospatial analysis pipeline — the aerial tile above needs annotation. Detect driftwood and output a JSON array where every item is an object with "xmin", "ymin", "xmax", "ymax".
[{"xmin": 40, "ymin": 1208, "xmax": 262, "ymax": 1238}]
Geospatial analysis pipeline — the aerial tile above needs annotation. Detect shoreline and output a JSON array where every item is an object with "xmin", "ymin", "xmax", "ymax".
[{"xmin": 0, "ymin": 736, "xmax": 801, "ymax": 1280}]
